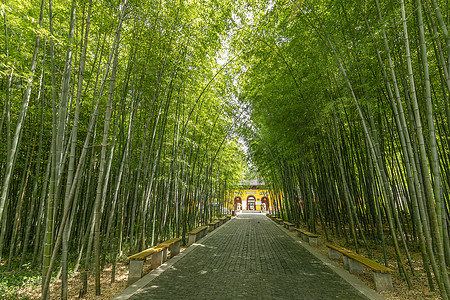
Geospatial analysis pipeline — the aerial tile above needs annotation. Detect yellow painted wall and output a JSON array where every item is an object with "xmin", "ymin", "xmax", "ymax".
[{"xmin": 226, "ymin": 188, "xmax": 273, "ymax": 211}]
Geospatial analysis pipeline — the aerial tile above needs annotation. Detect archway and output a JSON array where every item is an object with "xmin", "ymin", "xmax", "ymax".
[
  {"xmin": 247, "ymin": 195, "xmax": 256, "ymax": 210},
  {"xmin": 234, "ymin": 196, "xmax": 242, "ymax": 211},
  {"xmin": 261, "ymin": 196, "xmax": 269, "ymax": 211}
]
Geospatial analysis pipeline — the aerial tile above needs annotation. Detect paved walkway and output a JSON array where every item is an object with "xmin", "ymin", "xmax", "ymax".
[{"xmin": 114, "ymin": 213, "xmax": 384, "ymax": 300}]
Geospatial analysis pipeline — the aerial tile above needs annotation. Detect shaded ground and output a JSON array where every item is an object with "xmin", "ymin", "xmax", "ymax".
[
  {"xmin": 8, "ymin": 214, "xmax": 443, "ymax": 299},
  {"xmin": 126, "ymin": 213, "xmax": 368, "ymax": 299}
]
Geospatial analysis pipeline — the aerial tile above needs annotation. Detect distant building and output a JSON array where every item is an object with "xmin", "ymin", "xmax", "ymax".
[
  {"xmin": 227, "ymin": 179, "xmax": 277, "ymax": 212},
  {"xmin": 231, "ymin": 189, "xmax": 271, "ymax": 211}
]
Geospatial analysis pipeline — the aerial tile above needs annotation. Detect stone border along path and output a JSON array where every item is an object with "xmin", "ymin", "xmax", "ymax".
[{"xmin": 113, "ymin": 213, "xmax": 384, "ymax": 300}]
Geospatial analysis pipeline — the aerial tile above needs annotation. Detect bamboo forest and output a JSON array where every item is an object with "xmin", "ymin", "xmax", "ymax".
[{"xmin": 1, "ymin": 0, "xmax": 450, "ymax": 298}]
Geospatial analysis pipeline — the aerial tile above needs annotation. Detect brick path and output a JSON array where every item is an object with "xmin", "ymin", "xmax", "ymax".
[{"xmin": 127, "ymin": 213, "xmax": 371, "ymax": 299}]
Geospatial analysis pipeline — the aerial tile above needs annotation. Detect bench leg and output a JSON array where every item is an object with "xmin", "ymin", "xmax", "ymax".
[
  {"xmin": 343, "ymin": 256, "xmax": 350, "ymax": 270},
  {"xmin": 309, "ymin": 237, "xmax": 318, "ymax": 247},
  {"xmin": 373, "ymin": 272, "xmax": 393, "ymax": 291},
  {"xmin": 151, "ymin": 251, "xmax": 163, "ymax": 269},
  {"xmin": 162, "ymin": 248, "xmax": 168, "ymax": 262},
  {"xmin": 349, "ymin": 258, "xmax": 364, "ymax": 274},
  {"xmin": 128, "ymin": 260, "xmax": 144, "ymax": 286},
  {"xmin": 328, "ymin": 248, "xmax": 341, "ymax": 260},
  {"xmin": 208, "ymin": 225, "xmax": 214, "ymax": 232},
  {"xmin": 169, "ymin": 241, "xmax": 181, "ymax": 257},
  {"xmin": 296, "ymin": 231, "xmax": 302, "ymax": 238},
  {"xmin": 188, "ymin": 234, "xmax": 196, "ymax": 246},
  {"xmin": 302, "ymin": 234, "xmax": 309, "ymax": 242},
  {"xmin": 288, "ymin": 225, "xmax": 294, "ymax": 231}
]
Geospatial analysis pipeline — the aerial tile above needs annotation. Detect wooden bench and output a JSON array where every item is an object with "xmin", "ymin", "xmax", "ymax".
[
  {"xmin": 325, "ymin": 243, "xmax": 394, "ymax": 291},
  {"xmin": 268, "ymin": 215, "xmax": 280, "ymax": 224},
  {"xmin": 159, "ymin": 237, "xmax": 182, "ymax": 260},
  {"xmin": 208, "ymin": 220, "xmax": 220, "ymax": 232},
  {"xmin": 187, "ymin": 225, "xmax": 208, "ymax": 245},
  {"xmin": 219, "ymin": 216, "xmax": 227, "ymax": 225},
  {"xmin": 127, "ymin": 237, "xmax": 182, "ymax": 285},
  {"xmin": 295, "ymin": 229, "xmax": 319, "ymax": 246},
  {"xmin": 283, "ymin": 221, "xmax": 295, "ymax": 231},
  {"xmin": 326, "ymin": 244, "xmax": 353, "ymax": 261},
  {"xmin": 269, "ymin": 215, "xmax": 280, "ymax": 224}
]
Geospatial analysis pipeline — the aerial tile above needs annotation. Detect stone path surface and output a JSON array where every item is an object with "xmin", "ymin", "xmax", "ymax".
[{"xmin": 126, "ymin": 213, "xmax": 373, "ymax": 299}]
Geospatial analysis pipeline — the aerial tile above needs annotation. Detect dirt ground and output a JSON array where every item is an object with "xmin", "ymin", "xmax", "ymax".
[
  {"xmin": 18, "ymin": 247, "xmax": 188, "ymax": 300},
  {"xmin": 18, "ymin": 261, "xmax": 129, "ymax": 299},
  {"xmin": 17, "ymin": 225, "xmax": 445, "ymax": 299}
]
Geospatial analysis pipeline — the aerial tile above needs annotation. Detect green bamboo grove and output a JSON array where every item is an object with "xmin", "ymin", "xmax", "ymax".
[
  {"xmin": 0, "ymin": 0, "xmax": 245, "ymax": 298},
  {"xmin": 232, "ymin": 1, "xmax": 450, "ymax": 299},
  {"xmin": 2, "ymin": 0, "xmax": 450, "ymax": 299}
]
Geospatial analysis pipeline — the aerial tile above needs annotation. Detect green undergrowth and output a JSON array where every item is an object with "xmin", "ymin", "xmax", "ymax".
[
  {"xmin": 0, "ymin": 261, "xmax": 40, "ymax": 300},
  {"xmin": 0, "ymin": 250, "xmax": 80, "ymax": 299},
  {"xmin": 0, "ymin": 246, "xmax": 137, "ymax": 299}
]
